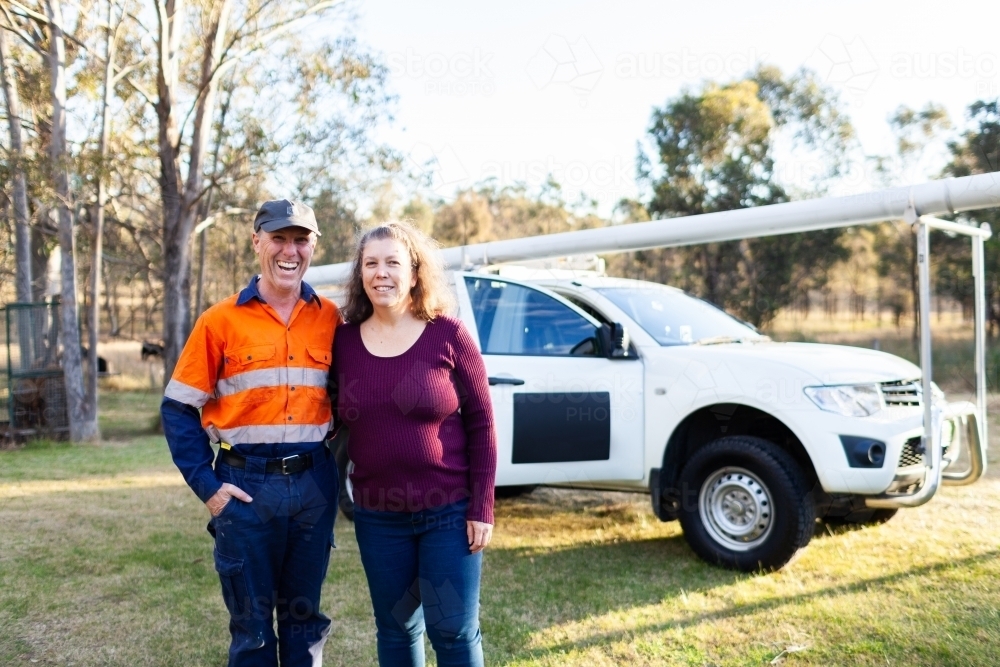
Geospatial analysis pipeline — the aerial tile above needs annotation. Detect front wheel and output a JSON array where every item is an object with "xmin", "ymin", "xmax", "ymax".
[{"xmin": 678, "ymin": 436, "xmax": 815, "ymax": 572}]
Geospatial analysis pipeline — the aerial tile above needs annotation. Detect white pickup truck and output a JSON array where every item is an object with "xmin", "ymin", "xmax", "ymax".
[{"xmin": 332, "ymin": 270, "xmax": 984, "ymax": 571}]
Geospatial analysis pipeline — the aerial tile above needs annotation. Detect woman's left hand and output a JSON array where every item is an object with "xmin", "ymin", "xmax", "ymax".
[{"xmin": 466, "ymin": 520, "xmax": 493, "ymax": 554}]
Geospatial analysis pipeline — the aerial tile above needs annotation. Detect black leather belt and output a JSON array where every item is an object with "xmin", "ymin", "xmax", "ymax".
[{"xmin": 218, "ymin": 447, "xmax": 326, "ymax": 475}]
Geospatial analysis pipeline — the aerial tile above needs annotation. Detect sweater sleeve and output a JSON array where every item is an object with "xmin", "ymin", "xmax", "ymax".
[{"xmin": 449, "ymin": 319, "xmax": 498, "ymax": 524}]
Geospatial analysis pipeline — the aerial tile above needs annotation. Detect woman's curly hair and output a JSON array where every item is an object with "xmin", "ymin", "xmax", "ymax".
[{"xmin": 341, "ymin": 220, "xmax": 456, "ymax": 323}]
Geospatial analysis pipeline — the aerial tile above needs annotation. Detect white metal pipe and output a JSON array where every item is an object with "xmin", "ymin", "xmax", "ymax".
[
  {"xmin": 973, "ymin": 230, "xmax": 989, "ymax": 451},
  {"xmin": 305, "ymin": 172, "xmax": 1000, "ymax": 285},
  {"xmin": 867, "ymin": 221, "xmax": 943, "ymax": 508},
  {"xmin": 919, "ymin": 215, "xmax": 993, "ymax": 238}
]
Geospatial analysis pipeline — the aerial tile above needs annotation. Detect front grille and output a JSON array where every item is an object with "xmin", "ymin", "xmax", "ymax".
[
  {"xmin": 898, "ymin": 436, "xmax": 925, "ymax": 467},
  {"xmin": 880, "ymin": 379, "xmax": 922, "ymax": 407}
]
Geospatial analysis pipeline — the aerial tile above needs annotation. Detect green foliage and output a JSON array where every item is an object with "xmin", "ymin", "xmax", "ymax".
[
  {"xmin": 944, "ymin": 100, "xmax": 1000, "ymax": 333},
  {"xmin": 402, "ymin": 181, "xmax": 601, "ymax": 251},
  {"xmin": 636, "ymin": 67, "xmax": 853, "ymax": 327}
]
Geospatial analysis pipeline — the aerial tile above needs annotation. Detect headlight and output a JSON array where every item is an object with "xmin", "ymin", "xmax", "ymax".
[{"xmin": 803, "ymin": 384, "xmax": 882, "ymax": 417}]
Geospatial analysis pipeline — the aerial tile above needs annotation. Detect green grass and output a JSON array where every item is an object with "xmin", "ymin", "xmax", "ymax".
[{"xmin": 3, "ymin": 389, "xmax": 1000, "ymax": 665}]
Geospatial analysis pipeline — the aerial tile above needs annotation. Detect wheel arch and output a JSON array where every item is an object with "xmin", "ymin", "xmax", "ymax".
[{"xmin": 656, "ymin": 403, "xmax": 817, "ymax": 516}]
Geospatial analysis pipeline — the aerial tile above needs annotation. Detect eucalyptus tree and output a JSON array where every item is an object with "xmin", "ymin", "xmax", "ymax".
[
  {"xmin": 638, "ymin": 66, "xmax": 854, "ymax": 327},
  {"xmin": 0, "ymin": 19, "xmax": 32, "ymax": 303},
  {"xmin": 868, "ymin": 103, "xmax": 952, "ymax": 339},
  {"xmin": 140, "ymin": 0, "xmax": 396, "ymax": 383},
  {"xmin": 39, "ymin": 0, "xmax": 100, "ymax": 440},
  {"xmin": 944, "ymin": 100, "xmax": 1000, "ymax": 334}
]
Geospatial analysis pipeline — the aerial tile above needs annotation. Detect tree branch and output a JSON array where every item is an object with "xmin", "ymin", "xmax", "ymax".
[
  {"xmin": 0, "ymin": 6, "xmax": 46, "ymax": 57},
  {"xmin": 214, "ymin": 0, "xmax": 342, "ymax": 80},
  {"xmin": 8, "ymin": 0, "xmax": 91, "ymax": 53},
  {"xmin": 175, "ymin": 0, "xmax": 342, "ymax": 145}
]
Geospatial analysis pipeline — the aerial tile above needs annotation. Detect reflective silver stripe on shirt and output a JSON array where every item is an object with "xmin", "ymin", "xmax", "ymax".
[
  {"xmin": 215, "ymin": 421, "xmax": 331, "ymax": 444},
  {"xmin": 215, "ymin": 367, "xmax": 328, "ymax": 398},
  {"xmin": 164, "ymin": 379, "xmax": 212, "ymax": 408}
]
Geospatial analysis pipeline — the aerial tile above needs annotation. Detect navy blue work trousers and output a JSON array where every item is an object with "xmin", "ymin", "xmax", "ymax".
[
  {"xmin": 208, "ymin": 445, "xmax": 338, "ymax": 667},
  {"xmin": 353, "ymin": 499, "xmax": 484, "ymax": 667}
]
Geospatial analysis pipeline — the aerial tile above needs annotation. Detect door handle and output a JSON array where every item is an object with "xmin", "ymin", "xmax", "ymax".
[{"xmin": 488, "ymin": 376, "xmax": 525, "ymax": 386}]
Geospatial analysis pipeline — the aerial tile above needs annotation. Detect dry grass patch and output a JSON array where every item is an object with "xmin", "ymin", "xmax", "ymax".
[{"xmin": 4, "ymin": 391, "xmax": 1000, "ymax": 665}]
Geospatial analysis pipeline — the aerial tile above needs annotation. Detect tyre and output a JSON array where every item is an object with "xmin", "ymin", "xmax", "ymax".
[
  {"xmin": 677, "ymin": 436, "xmax": 815, "ymax": 572},
  {"xmin": 494, "ymin": 485, "xmax": 537, "ymax": 499},
  {"xmin": 331, "ymin": 429, "xmax": 355, "ymax": 522}
]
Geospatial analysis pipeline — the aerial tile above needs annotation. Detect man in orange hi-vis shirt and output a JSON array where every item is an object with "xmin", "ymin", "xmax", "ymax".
[{"xmin": 161, "ymin": 200, "xmax": 341, "ymax": 667}]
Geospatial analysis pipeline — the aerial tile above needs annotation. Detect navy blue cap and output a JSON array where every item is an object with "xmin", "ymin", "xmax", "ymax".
[{"xmin": 253, "ymin": 199, "xmax": 320, "ymax": 236}]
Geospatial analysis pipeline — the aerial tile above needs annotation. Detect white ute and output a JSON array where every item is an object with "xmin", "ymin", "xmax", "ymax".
[
  {"xmin": 334, "ymin": 269, "xmax": 983, "ymax": 572},
  {"xmin": 316, "ymin": 173, "xmax": 997, "ymax": 572}
]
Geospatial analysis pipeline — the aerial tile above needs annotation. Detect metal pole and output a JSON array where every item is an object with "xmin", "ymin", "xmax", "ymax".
[
  {"xmin": 973, "ymin": 226, "xmax": 988, "ymax": 447},
  {"xmin": 306, "ymin": 172, "xmax": 1000, "ymax": 286},
  {"xmin": 917, "ymin": 222, "xmax": 936, "ymax": 470}
]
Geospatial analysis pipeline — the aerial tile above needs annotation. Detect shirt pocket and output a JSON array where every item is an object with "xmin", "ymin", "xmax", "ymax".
[
  {"xmin": 227, "ymin": 344, "xmax": 277, "ymax": 368},
  {"xmin": 307, "ymin": 346, "xmax": 332, "ymax": 368},
  {"xmin": 222, "ymin": 344, "xmax": 277, "ymax": 405},
  {"xmin": 305, "ymin": 347, "xmax": 333, "ymax": 405}
]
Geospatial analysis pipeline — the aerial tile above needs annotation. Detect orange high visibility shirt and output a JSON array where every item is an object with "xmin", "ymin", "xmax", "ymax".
[{"xmin": 164, "ymin": 279, "xmax": 340, "ymax": 444}]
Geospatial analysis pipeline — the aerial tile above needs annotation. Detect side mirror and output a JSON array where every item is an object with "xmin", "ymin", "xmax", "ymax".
[{"xmin": 599, "ymin": 322, "xmax": 631, "ymax": 359}]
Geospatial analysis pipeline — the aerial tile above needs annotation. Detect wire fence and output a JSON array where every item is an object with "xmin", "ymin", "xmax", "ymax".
[{"xmin": 1, "ymin": 301, "xmax": 69, "ymax": 441}]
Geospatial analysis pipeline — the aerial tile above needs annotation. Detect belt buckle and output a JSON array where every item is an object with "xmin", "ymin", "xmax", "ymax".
[{"xmin": 280, "ymin": 455, "xmax": 300, "ymax": 475}]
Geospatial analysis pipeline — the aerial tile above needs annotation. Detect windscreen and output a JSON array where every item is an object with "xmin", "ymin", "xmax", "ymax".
[{"xmin": 596, "ymin": 285, "xmax": 762, "ymax": 346}]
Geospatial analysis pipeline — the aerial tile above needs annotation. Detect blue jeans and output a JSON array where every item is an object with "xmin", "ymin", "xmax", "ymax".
[
  {"xmin": 209, "ymin": 445, "xmax": 339, "ymax": 667},
  {"xmin": 353, "ymin": 499, "xmax": 484, "ymax": 667}
]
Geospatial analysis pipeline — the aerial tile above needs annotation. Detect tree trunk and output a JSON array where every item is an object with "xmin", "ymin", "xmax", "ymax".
[
  {"xmin": 46, "ymin": 0, "xmax": 98, "ymax": 441},
  {"xmin": 155, "ymin": 0, "xmax": 232, "ymax": 384},
  {"xmin": 0, "ymin": 25, "xmax": 32, "ymax": 304},
  {"xmin": 86, "ymin": 0, "xmax": 117, "ymax": 425},
  {"xmin": 31, "ymin": 225, "xmax": 51, "ymax": 301}
]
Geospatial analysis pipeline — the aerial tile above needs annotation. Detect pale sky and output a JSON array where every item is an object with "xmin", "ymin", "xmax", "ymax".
[{"xmin": 353, "ymin": 0, "xmax": 999, "ymax": 216}]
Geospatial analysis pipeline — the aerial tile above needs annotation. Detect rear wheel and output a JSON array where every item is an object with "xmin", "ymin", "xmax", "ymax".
[
  {"xmin": 331, "ymin": 429, "xmax": 354, "ymax": 521},
  {"xmin": 678, "ymin": 436, "xmax": 815, "ymax": 572}
]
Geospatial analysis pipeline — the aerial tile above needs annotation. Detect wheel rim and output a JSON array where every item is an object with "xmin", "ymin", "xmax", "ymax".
[{"xmin": 699, "ymin": 466, "xmax": 774, "ymax": 552}]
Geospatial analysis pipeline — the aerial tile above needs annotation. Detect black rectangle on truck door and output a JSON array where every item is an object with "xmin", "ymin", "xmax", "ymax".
[{"xmin": 512, "ymin": 392, "xmax": 611, "ymax": 463}]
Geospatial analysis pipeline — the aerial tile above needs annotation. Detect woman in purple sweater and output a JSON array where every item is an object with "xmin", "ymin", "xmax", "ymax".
[{"xmin": 334, "ymin": 221, "xmax": 497, "ymax": 667}]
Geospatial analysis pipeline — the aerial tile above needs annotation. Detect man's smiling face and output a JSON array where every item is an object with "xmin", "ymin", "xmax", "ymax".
[{"xmin": 252, "ymin": 226, "xmax": 316, "ymax": 296}]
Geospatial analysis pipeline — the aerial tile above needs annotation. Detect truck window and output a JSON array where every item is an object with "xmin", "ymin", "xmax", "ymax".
[
  {"xmin": 597, "ymin": 285, "xmax": 762, "ymax": 346},
  {"xmin": 465, "ymin": 277, "xmax": 598, "ymax": 356},
  {"xmin": 555, "ymin": 293, "xmax": 612, "ymax": 326}
]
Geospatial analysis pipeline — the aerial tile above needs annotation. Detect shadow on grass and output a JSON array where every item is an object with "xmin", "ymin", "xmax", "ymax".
[{"xmin": 485, "ymin": 537, "xmax": 1000, "ymax": 663}]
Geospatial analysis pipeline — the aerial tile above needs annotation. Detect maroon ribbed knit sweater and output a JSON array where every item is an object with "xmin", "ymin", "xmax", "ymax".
[{"xmin": 334, "ymin": 316, "xmax": 497, "ymax": 524}]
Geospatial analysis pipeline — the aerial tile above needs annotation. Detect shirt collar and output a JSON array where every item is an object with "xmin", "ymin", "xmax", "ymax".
[{"xmin": 236, "ymin": 276, "xmax": 321, "ymax": 307}]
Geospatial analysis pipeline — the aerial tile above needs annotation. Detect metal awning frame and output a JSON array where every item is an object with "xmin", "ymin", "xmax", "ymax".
[
  {"xmin": 866, "ymin": 210, "xmax": 991, "ymax": 508},
  {"xmin": 304, "ymin": 174, "xmax": 1000, "ymax": 506}
]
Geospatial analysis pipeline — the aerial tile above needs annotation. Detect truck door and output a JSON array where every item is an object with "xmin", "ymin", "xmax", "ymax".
[{"xmin": 461, "ymin": 275, "xmax": 644, "ymax": 486}]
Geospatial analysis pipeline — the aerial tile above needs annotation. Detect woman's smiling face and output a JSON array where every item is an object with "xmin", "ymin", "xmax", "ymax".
[{"xmin": 362, "ymin": 237, "xmax": 417, "ymax": 312}]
